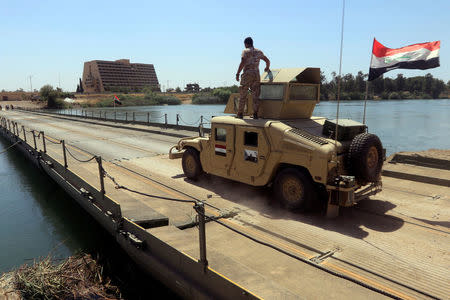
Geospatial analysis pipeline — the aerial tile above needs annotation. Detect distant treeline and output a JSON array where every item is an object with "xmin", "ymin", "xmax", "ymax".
[{"xmin": 320, "ymin": 71, "xmax": 449, "ymax": 100}]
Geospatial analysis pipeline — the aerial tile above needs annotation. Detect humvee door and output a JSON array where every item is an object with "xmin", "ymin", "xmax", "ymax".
[
  {"xmin": 207, "ymin": 124, "xmax": 235, "ymax": 177},
  {"xmin": 233, "ymin": 126, "xmax": 269, "ymax": 183}
]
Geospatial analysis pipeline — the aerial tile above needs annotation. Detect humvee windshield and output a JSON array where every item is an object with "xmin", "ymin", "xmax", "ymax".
[
  {"xmin": 289, "ymin": 85, "xmax": 318, "ymax": 100},
  {"xmin": 260, "ymin": 84, "xmax": 284, "ymax": 100}
]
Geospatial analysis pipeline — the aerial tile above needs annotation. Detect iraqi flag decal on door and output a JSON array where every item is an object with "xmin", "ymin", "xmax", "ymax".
[{"xmin": 215, "ymin": 144, "xmax": 226, "ymax": 156}]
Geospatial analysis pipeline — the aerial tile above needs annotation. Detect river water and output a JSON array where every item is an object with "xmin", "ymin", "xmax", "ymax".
[
  {"xmin": 1, "ymin": 99, "xmax": 448, "ymax": 287},
  {"xmin": 58, "ymin": 99, "xmax": 450, "ymax": 156}
]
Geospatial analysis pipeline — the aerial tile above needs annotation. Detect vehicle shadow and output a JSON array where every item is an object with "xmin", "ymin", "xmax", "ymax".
[{"xmin": 181, "ymin": 174, "xmax": 404, "ymax": 240}]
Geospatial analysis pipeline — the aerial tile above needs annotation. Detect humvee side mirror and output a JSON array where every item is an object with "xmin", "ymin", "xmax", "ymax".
[{"xmin": 198, "ymin": 124, "xmax": 204, "ymax": 137}]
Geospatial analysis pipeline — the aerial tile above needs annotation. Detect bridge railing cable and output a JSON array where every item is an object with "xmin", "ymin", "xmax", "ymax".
[{"xmin": 65, "ymin": 146, "xmax": 97, "ymax": 163}]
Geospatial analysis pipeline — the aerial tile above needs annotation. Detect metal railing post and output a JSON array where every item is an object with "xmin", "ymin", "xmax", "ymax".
[
  {"xmin": 22, "ymin": 126, "xmax": 27, "ymax": 142},
  {"xmin": 201, "ymin": 115, "xmax": 203, "ymax": 124},
  {"xmin": 176, "ymin": 114, "xmax": 179, "ymax": 126},
  {"xmin": 91, "ymin": 111, "xmax": 94, "ymax": 118},
  {"xmin": 194, "ymin": 202, "xmax": 208, "ymax": 272},
  {"xmin": 133, "ymin": 112, "xmax": 135, "ymax": 122},
  {"xmin": 125, "ymin": 112, "xmax": 128, "ymax": 121},
  {"xmin": 164, "ymin": 114, "xmax": 168, "ymax": 125},
  {"xmin": 61, "ymin": 140, "xmax": 68, "ymax": 168},
  {"xmin": 147, "ymin": 112, "xmax": 150, "ymax": 124},
  {"xmin": 96, "ymin": 156, "xmax": 105, "ymax": 197},
  {"xmin": 114, "ymin": 111, "xmax": 117, "ymax": 121},
  {"xmin": 41, "ymin": 131, "xmax": 47, "ymax": 153},
  {"xmin": 32, "ymin": 130, "xmax": 37, "ymax": 150}
]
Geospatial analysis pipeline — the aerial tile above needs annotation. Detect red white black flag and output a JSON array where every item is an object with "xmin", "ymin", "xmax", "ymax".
[
  {"xmin": 368, "ymin": 39, "xmax": 440, "ymax": 81},
  {"xmin": 113, "ymin": 94, "xmax": 122, "ymax": 105}
]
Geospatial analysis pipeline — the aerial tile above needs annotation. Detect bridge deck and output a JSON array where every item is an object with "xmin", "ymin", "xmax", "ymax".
[{"xmin": 1, "ymin": 110, "xmax": 449, "ymax": 299}]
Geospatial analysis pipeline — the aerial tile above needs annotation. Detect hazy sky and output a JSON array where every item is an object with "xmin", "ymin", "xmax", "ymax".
[{"xmin": 1, "ymin": 0, "xmax": 449, "ymax": 91}]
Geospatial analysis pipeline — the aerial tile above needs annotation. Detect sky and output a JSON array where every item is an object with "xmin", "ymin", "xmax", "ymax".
[{"xmin": 1, "ymin": 0, "xmax": 449, "ymax": 92}]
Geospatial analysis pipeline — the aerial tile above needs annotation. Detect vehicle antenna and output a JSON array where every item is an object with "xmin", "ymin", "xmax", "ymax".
[{"xmin": 335, "ymin": 0, "xmax": 346, "ymax": 147}]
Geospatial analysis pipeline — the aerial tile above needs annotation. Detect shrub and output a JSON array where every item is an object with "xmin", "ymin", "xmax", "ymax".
[
  {"xmin": 400, "ymin": 91, "xmax": 411, "ymax": 99},
  {"xmin": 192, "ymin": 95, "xmax": 222, "ymax": 104},
  {"xmin": 388, "ymin": 92, "xmax": 401, "ymax": 99},
  {"xmin": 157, "ymin": 96, "xmax": 181, "ymax": 105},
  {"xmin": 144, "ymin": 91, "xmax": 181, "ymax": 105},
  {"xmin": 212, "ymin": 88, "xmax": 232, "ymax": 103},
  {"xmin": 40, "ymin": 85, "xmax": 60, "ymax": 108}
]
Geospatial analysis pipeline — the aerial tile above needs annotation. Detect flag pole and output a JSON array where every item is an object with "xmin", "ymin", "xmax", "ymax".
[
  {"xmin": 363, "ymin": 38, "xmax": 375, "ymax": 125},
  {"xmin": 363, "ymin": 81, "xmax": 369, "ymax": 124},
  {"xmin": 334, "ymin": 0, "xmax": 345, "ymax": 146}
]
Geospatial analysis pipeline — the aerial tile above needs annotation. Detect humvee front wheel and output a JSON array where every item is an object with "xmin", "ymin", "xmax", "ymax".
[
  {"xmin": 274, "ymin": 168, "xmax": 315, "ymax": 211},
  {"xmin": 182, "ymin": 148, "xmax": 203, "ymax": 180}
]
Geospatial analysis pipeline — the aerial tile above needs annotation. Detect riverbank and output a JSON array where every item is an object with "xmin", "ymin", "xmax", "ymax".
[
  {"xmin": 0, "ymin": 254, "xmax": 121, "ymax": 300},
  {"xmin": 0, "ymin": 92, "xmax": 195, "ymax": 110}
]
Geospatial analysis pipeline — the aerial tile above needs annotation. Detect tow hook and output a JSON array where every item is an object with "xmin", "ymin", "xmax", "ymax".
[{"xmin": 334, "ymin": 175, "xmax": 356, "ymax": 188}]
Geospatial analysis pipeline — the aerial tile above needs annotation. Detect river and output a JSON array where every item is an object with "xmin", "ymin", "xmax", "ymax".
[
  {"xmin": 1, "ymin": 99, "xmax": 448, "ymax": 293},
  {"xmin": 57, "ymin": 99, "xmax": 450, "ymax": 156}
]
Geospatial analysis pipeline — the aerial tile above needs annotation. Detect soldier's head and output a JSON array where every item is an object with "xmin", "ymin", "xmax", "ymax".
[{"xmin": 244, "ymin": 37, "xmax": 253, "ymax": 48}]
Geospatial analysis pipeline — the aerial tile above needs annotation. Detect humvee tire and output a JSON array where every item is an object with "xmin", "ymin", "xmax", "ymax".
[
  {"xmin": 182, "ymin": 147, "xmax": 203, "ymax": 180},
  {"xmin": 347, "ymin": 133, "xmax": 383, "ymax": 183},
  {"xmin": 274, "ymin": 168, "xmax": 316, "ymax": 211}
]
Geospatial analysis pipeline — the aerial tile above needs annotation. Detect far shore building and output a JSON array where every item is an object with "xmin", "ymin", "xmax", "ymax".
[{"xmin": 81, "ymin": 59, "xmax": 160, "ymax": 93}]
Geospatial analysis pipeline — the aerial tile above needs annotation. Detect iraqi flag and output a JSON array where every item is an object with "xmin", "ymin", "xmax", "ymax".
[
  {"xmin": 114, "ymin": 94, "xmax": 122, "ymax": 105},
  {"xmin": 215, "ymin": 144, "xmax": 226, "ymax": 156},
  {"xmin": 368, "ymin": 39, "xmax": 440, "ymax": 81}
]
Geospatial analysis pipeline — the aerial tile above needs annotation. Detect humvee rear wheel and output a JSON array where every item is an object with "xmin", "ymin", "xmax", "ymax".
[
  {"xmin": 182, "ymin": 148, "xmax": 203, "ymax": 180},
  {"xmin": 274, "ymin": 168, "xmax": 315, "ymax": 211},
  {"xmin": 347, "ymin": 133, "xmax": 383, "ymax": 184}
]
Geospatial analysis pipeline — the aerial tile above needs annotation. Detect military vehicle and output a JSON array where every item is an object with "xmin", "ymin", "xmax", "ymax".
[{"xmin": 169, "ymin": 68, "xmax": 384, "ymax": 214}]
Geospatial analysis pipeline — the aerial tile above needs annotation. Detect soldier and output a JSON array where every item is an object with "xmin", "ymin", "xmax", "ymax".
[{"xmin": 235, "ymin": 37, "xmax": 270, "ymax": 119}]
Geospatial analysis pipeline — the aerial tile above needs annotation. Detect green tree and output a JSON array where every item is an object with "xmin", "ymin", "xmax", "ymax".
[
  {"xmin": 431, "ymin": 79, "xmax": 445, "ymax": 98},
  {"xmin": 395, "ymin": 74, "xmax": 405, "ymax": 91},
  {"xmin": 355, "ymin": 71, "xmax": 366, "ymax": 93},
  {"xmin": 39, "ymin": 85, "xmax": 59, "ymax": 108},
  {"xmin": 424, "ymin": 73, "xmax": 433, "ymax": 96}
]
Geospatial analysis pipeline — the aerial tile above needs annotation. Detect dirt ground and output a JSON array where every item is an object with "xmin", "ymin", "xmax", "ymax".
[
  {"xmin": 393, "ymin": 149, "xmax": 450, "ymax": 160},
  {"xmin": 0, "ymin": 100, "xmax": 44, "ymax": 109}
]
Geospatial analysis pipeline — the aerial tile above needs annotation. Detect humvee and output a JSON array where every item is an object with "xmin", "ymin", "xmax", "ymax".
[{"xmin": 169, "ymin": 68, "xmax": 383, "ymax": 215}]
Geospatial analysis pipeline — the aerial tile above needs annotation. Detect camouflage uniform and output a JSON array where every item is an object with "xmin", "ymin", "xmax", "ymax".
[{"xmin": 239, "ymin": 47, "xmax": 264, "ymax": 115}]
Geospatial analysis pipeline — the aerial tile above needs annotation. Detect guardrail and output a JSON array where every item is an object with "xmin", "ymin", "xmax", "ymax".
[{"xmin": 17, "ymin": 107, "xmax": 213, "ymax": 130}]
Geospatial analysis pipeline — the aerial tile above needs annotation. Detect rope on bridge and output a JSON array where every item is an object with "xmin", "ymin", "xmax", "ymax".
[
  {"xmin": 65, "ymin": 146, "xmax": 97, "ymax": 163},
  {"xmin": 151, "ymin": 113, "xmax": 165, "ymax": 119},
  {"xmin": 102, "ymin": 167, "xmax": 196, "ymax": 204},
  {"xmin": 45, "ymin": 136, "xmax": 62, "ymax": 144},
  {"xmin": 179, "ymin": 116, "xmax": 201, "ymax": 126}
]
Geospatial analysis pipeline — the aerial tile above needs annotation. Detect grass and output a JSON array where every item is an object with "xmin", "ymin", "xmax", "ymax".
[{"xmin": 3, "ymin": 254, "xmax": 121, "ymax": 299}]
